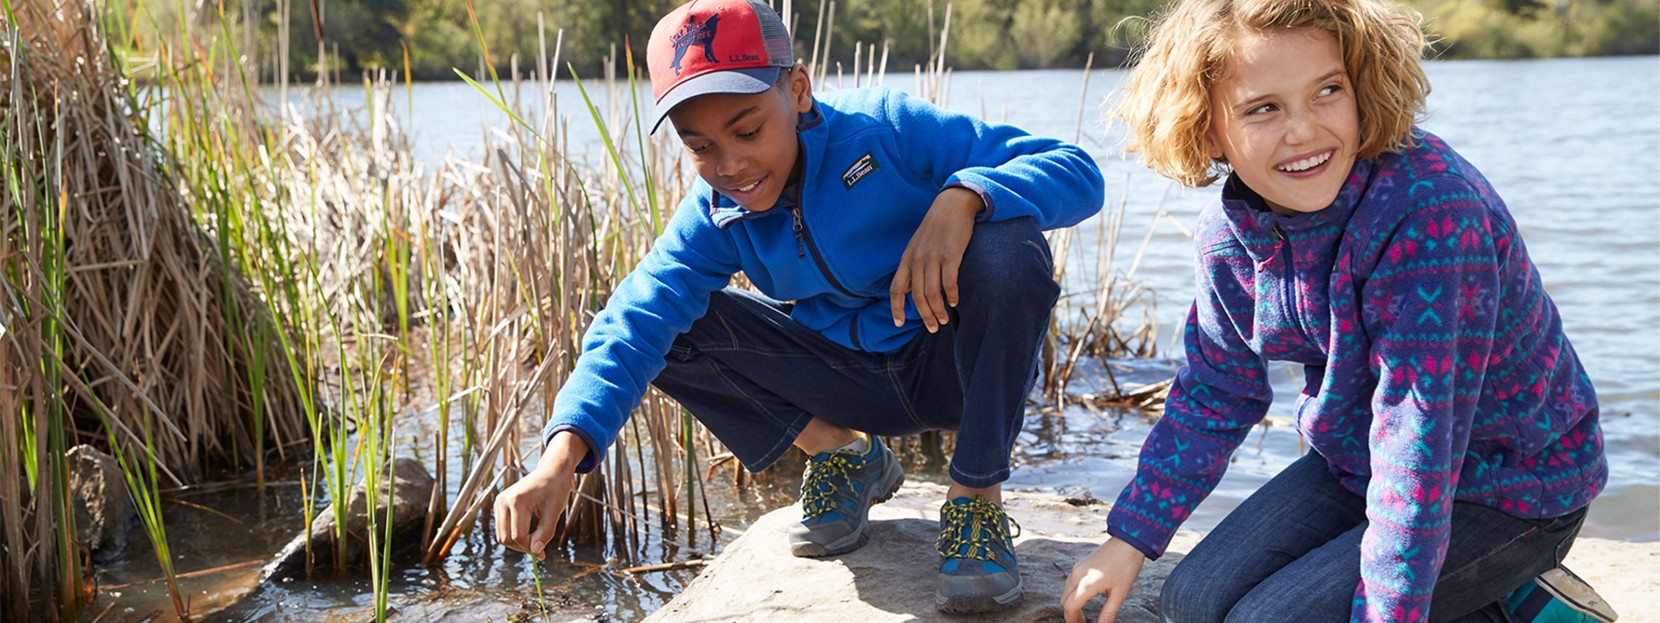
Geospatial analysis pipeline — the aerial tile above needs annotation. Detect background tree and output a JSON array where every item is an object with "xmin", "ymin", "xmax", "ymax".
[{"xmin": 127, "ymin": 0, "xmax": 1654, "ymax": 84}]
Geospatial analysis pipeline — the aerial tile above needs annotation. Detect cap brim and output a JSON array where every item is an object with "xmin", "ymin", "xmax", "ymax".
[{"xmin": 650, "ymin": 66, "xmax": 782, "ymax": 134}]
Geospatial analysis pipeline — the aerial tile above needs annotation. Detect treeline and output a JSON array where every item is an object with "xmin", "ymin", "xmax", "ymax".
[{"xmin": 127, "ymin": 0, "xmax": 1657, "ymax": 81}]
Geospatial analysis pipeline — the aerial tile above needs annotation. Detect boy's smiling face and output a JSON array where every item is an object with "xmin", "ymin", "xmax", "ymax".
[
  {"xmin": 669, "ymin": 66, "xmax": 814, "ymax": 212},
  {"xmin": 1207, "ymin": 28, "xmax": 1359, "ymax": 216}
]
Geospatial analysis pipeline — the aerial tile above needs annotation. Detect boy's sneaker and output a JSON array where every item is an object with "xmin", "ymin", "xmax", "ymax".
[
  {"xmin": 787, "ymin": 435, "xmax": 905, "ymax": 557},
  {"xmin": 1506, "ymin": 566, "xmax": 1619, "ymax": 622},
  {"xmin": 935, "ymin": 496, "xmax": 1023, "ymax": 613}
]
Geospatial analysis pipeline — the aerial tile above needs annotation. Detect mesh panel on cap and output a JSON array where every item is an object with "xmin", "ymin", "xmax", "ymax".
[{"xmin": 746, "ymin": 0, "xmax": 794, "ymax": 66}]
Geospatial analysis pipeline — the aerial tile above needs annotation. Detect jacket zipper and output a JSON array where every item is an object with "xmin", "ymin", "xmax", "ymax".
[
  {"xmin": 787, "ymin": 204, "xmax": 865, "ymax": 350},
  {"xmin": 786, "ymin": 205, "xmax": 856, "ymax": 299},
  {"xmin": 1271, "ymin": 225, "xmax": 1321, "ymax": 352}
]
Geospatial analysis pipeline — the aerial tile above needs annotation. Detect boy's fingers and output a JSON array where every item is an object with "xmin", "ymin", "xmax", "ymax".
[
  {"xmin": 942, "ymin": 260, "xmax": 960, "ymax": 308},
  {"xmin": 528, "ymin": 499, "xmax": 562, "ymax": 561},
  {"xmin": 912, "ymin": 262, "xmax": 938, "ymax": 332},
  {"xmin": 509, "ymin": 491, "xmax": 534, "ymax": 553},
  {"xmin": 890, "ymin": 262, "xmax": 910, "ymax": 326},
  {"xmin": 493, "ymin": 497, "xmax": 509, "ymax": 546},
  {"xmin": 503, "ymin": 503, "xmax": 525, "ymax": 552},
  {"xmin": 929, "ymin": 264, "xmax": 956, "ymax": 327}
]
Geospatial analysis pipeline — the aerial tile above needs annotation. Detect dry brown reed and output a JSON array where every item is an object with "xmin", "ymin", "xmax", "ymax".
[{"xmin": 0, "ymin": 0, "xmax": 309, "ymax": 617}]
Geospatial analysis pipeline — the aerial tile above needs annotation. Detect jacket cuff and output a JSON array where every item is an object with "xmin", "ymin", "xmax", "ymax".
[
  {"xmin": 943, "ymin": 180, "xmax": 994, "ymax": 222},
  {"xmin": 1107, "ymin": 521, "xmax": 1164, "ymax": 561},
  {"xmin": 546, "ymin": 424, "xmax": 603, "ymax": 474}
]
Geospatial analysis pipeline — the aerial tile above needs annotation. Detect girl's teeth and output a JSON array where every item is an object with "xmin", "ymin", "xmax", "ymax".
[
  {"xmin": 736, "ymin": 180, "xmax": 760, "ymax": 192},
  {"xmin": 1279, "ymin": 152, "xmax": 1331, "ymax": 172}
]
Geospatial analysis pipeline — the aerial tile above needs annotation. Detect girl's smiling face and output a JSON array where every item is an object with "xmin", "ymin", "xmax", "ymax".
[{"xmin": 1208, "ymin": 28, "xmax": 1359, "ymax": 215}]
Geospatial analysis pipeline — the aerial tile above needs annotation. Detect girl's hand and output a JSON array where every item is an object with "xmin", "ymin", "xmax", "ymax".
[
  {"xmin": 1062, "ymin": 538, "xmax": 1147, "ymax": 623},
  {"xmin": 891, "ymin": 187, "xmax": 981, "ymax": 332},
  {"xmin": 493, "ymin": 431, "xmax": 587, "ymax": 559}
]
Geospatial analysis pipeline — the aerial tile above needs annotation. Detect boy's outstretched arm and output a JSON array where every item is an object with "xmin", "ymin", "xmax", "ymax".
[
  {"xmin": 495, "ymin": 190, "xmax": 741, "ymax": 555},
  {"xmin": 495, "ymin": 430, "xmax": 588, "ymax": 558}
]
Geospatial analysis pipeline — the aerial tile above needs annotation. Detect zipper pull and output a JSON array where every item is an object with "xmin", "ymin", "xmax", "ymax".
[
  {"xmin": 1257, "ymin": 224, "xmax": 1286, "ymax": 272},
  {"xmin": 790, "ymin": 206, "xmax": 806, "ymax": 259}
]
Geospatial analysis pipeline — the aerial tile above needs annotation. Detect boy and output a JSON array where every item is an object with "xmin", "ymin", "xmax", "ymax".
[{"xmin": 494, "ymin": 0, "xmax": 1103, "ymax": 613}]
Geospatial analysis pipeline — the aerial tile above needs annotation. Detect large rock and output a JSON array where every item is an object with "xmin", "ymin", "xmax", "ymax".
[
  {"xmin": 68, "ymin": 444, "xmax": 133, "ymax": 553},
  {"xmin": 645, "ymin": 483, "xmax": 1658, "ymax": 622},
  {"xmin": 645, "ymin": 482, "xmax": 1197, "ymax": 623},
  {"xmin": 262, "ymin": 457, "xmax": 436, "ymax": 581}
]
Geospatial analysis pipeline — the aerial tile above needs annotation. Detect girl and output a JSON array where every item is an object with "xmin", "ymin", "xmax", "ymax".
[{"xmin": 1060, "ymin": 0, "xmax": 1612, "ymax": 621}]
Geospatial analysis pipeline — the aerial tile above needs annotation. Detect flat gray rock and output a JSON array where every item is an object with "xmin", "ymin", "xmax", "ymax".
[
  {"xmin": 645, "ymin": 483, "xmax": 1658, "ymax": 622},
  {"xmin": 644, "ymin": 482, "xmax": 1198, "ymax": 623}
]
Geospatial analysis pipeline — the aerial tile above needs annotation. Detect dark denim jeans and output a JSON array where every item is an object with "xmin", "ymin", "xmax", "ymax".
[
  {"xmin": 650, "ymin": 217, "xmax": 1059, "ymax": 488},
  {"xmin": 1160, "ymin": 452, "xmax": 1586, "ymax": 623}
]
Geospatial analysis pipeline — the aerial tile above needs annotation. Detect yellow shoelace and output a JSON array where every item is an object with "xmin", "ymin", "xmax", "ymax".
[
  {"xmin": 935, "ymin": 496, "xmax": 1022, "ymax": 561},
  {"xmin": 799, "ymin": 451, "xmax": 857, "ymax": 519}
]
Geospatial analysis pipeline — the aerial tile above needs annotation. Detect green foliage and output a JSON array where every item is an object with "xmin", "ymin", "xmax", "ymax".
[
  {"xmin": 1422, "ymin": 0, "xmax": 1659, "ymax": 58},
  {"xmin": 1011, "ymin": 1, "xmax": 1082, "ymax": 68},
  {"xmin": 161, "ymin": 0, "xmax": 1655, "ymax": 82},
  {"xmin": 282, "ymin": 0, "xmax": 412, "ymax": 73}
]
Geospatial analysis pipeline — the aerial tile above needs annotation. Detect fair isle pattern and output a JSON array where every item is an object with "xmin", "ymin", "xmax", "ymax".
[{"xmin": 1106, "ymin": 130, "xmax": 1607, "ymax": 623}]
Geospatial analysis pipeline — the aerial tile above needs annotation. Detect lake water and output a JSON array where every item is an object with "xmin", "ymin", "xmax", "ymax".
[
  {"xmin": 379, "ymin": 55, "xmax": 1660, "ymax": 538},
  {"xmin": 92, "ymin": 56, "xmax": 1659, "ymax": 620}
]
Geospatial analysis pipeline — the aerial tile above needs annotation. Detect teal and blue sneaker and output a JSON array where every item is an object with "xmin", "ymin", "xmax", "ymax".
[
  {"xmin": 786, "ymin": 435, "xmax": 905, "ymax": 557},
  {"xmin": 1506, "ymin": 567, "xmax": 1618, "ymax": 622},
  {"xmin": 935, "ymin": 496, "xmax": 1023, "ymax": 613}
]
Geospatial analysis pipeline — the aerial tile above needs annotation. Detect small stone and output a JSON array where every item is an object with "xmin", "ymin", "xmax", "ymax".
[{"xmin": 67, "ymin": 445, "xmax": 133, "ymax": 553}]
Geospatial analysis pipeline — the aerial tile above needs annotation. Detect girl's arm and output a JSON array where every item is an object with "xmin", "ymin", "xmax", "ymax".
[
  {"xmin": 1106, "ymin": 213, "xmax": 1275, "ymax": 560},
  {"xmin": 1349, "ymin": 177, "xmax": 1503, "ymax": 623}
]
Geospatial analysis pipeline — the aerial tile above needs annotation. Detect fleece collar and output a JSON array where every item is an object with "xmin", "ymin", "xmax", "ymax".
[
  {"xmin": 707, "ymin": 103, "xmax": 826, "ymax": 228},
  {"xmin": 1218, "ymin": 157, "xmax": 1376, "ymax": 264}
]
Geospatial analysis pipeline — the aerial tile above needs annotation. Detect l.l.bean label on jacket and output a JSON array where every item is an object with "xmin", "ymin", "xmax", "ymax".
[{"xmin": 841, "ymin": 152, "xmax": 879, "ymax": 190}]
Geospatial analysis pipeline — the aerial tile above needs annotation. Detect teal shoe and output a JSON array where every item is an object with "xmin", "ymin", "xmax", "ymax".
[
  {"xmin": 935, "ymin": 496, "xmax": 1023, "ymax": 613},
  {"xmin": 786, "ymin": 435, "xmax": 905, "ymax": 557},
  {"xmin": 1507, "ymin": 567, "xmax": 1619, "ymax": 623}
]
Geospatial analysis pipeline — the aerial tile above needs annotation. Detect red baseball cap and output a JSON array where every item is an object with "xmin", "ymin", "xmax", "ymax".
[{"xmin": 647, "ymin": 0, "xmax": 796, "ymax": 133}]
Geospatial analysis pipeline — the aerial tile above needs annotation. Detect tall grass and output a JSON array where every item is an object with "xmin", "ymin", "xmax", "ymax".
[
  {"xmin": 96, "ymin": 406, "xmax": 187, "ymax": 619},
  {"xmin": 1, "ymin": 0, "xmax": 309, "ymax": 618}
]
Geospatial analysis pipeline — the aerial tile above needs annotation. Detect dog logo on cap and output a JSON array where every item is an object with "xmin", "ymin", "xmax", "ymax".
[{"xmin": 670, "ymin": 13, "xmax": 722, "ymax": 75}]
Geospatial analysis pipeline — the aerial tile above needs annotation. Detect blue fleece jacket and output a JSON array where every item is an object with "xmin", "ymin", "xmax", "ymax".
[{"xmin": 543, "ymin": 87, "xmax": 1105, "ymax": 471}]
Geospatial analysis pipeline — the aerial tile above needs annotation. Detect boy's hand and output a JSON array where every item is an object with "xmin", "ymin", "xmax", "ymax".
[
  {"xmin": 493, "ymin": 431, "xmax": 588, "ymax": 560},
  {"xmin": 892, "ymin": 187, "xmax": 982, "ymax": 333},
  {"xmin": 1061, "ymin": 538, "xmax": 1146, "ymax": 623}
]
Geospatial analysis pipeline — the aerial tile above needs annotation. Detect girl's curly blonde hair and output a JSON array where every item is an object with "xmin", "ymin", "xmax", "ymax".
[{"xmin": 1112, "ymin": 0, "xmax": 1431, "ymax": 187}]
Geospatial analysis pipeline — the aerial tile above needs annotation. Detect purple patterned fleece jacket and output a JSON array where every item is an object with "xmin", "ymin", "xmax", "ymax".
[{"xmin": 1107, "ymin": 130, "xmax": 1607, "ymax": 622}]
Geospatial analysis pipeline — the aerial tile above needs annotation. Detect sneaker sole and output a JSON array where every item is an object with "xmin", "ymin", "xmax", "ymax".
[
  {"xmin": 936, "ymin": 579, "xmax": 1024, "ymax": 614},
  {"xmin": 789, "ymin": 451, "xmax": 906, "ymax": 558},
  {"xmin": 1537, "ymin": 567, "xmax": 1620, "ymax": 622}
]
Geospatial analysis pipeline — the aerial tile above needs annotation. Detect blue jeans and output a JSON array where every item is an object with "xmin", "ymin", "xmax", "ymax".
[
  {"xmin": 1160, "ymin": 453, "xmax": 1587, "ymax": 623},
  {"xmin": 650, "ymin": 217, "xmax": 1058, "ymax": 488}
]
